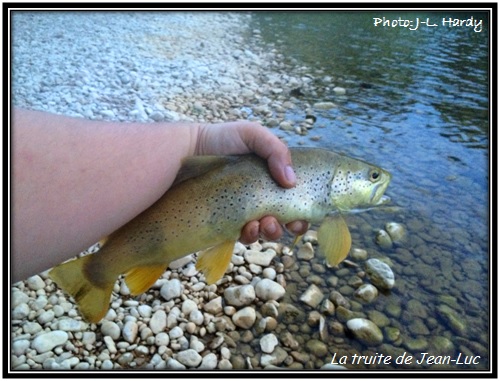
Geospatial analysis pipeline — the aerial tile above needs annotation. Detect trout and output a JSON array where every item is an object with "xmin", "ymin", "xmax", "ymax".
[{"xmin": 49, "ymin": 147, "xmax": 391, "ymax": 322}]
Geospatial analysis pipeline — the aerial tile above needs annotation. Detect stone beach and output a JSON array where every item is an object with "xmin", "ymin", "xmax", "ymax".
[{"xmin": 10, "ymin": 12, "xmax": 489, "ymax": 372}]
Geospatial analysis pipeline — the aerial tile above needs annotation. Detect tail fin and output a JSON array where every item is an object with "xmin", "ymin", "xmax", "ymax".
[{"xmin": 49, "ymin": 255, "xmax": 114, "ymax": 323}]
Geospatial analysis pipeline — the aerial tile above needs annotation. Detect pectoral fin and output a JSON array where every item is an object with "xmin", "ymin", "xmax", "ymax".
[
  {"xmin": 125, "ymin": 264, "xmax": 168, "ymax": 295},
  {"xmin": 196, "ymin": 240, "xmax": 235, "ymax": 284},
  {"xmin": 317, "ymin": 215, "xmax": 352, "ymax": 266}
]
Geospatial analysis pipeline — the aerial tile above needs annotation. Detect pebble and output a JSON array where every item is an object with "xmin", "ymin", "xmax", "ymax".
[
  {"xmin": 224, "ymin": 285, "xmax": 256, "ymax": 307},
  {"xmin": 12, "ymin": 339, "xmax": 31, "ymax": 356},
  {"xmin": 175, "ymin": 349, "xmax": 202, "ymax": 367},
  {"xmin": 138, "ymin": 305, "xmax": 152, "ymax": 318},
  {"xmin": 300, "ymin": 284, "xmax": 324, "ymax": 308},
  {"xmin": 231, "ymin": 306, "xmax": 256, "ymax": 329},
  {"xmin": 100, "ymin": 321, "xmax": 121, "ymax": 341},
  {"xmin": 305, "ymin": 339, "xmax": 328, "ymax": 357},
  {"xmin": 313, "ymin": 101, "xmax": 337, "ymax": 110},
  {"xmin": 199, "ymin": 353, "xmax": 218, "ymax": 369},
  {"xmin": 260, "ymin": 333, "xmax": 279, "ymax": 353},
  {"xmin": 346, "ymin": 318, "xmax": 384, "ymax": 346},
  {"xmin": 23, "ymin": 322, "xmax": 42, "ymax": 335},
  {"xmin": 150, "ymin": 310, "xmax": 167, "ymax": 334},
  {"xmin": 169, "ymin": 326, "xmax": 184, "ymax": 340},
  {"xmin": 365, "ymin": 258, "xmax": 395, "ymax": 289},
  {"xmin": 32, "ymin": 331, "xmax": 68, "ymax": 353},
  {"xmin": 13, "ymin": 303, "xmax": 30, "ymax": 320},
  {"xmin": 350, "ymin": 248, "xmax": 368, "ymax": 261},
  {"xmin": 333, "ymin": 86, "xmax": 347, "ymax": 95},
  {"xmin": 26, "ymin": 275, "xmax": 46, "ymax": 291},
  {"xmin": 244, "ymin": 250, "xmax": 275, "ymax": 266},
  {"xmin": 354, "ymin": 284, "xmax": 379, "ymax": 303},
  {"xmin": 255, "ymin": 279, "xmax": 286, "ymax": 301},
  {"xmin": 58, "ymin": 318, "xmax": 87, "ymax": 332},
  {"xmin": 297, "ymin": 242, "xmax": 315, "ymax": 260},
  {"xmin": 122, "ymin": 321, "xmax": 138, "ymax": 343},
  {"xmin": 203, "ymin": 296, "xmax": 223, "ymax": 315},
  {"xmin": 160, "ymin": 279, "xmax": 184, "ymax": 301}
]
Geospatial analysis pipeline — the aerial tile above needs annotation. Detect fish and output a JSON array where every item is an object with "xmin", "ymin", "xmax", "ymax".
[{"xmin": 49, "ymin": 147, "xmax": 391, "ymax": 323}]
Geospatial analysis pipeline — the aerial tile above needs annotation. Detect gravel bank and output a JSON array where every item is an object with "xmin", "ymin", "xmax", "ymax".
[{"xmin": 11, "ymin": 11, "xmax": 404, "ymax": 372}]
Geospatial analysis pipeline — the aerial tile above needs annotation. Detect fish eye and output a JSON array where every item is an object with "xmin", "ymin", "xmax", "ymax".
[{"xmin": 370, "ymin": 169, "xmax": 380, "ymax": 182}]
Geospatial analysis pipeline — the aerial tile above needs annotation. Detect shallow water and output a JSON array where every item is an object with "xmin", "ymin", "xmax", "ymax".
[{"xmin": 251, "ymin": 11, "xmax": 490, "ymax": 370}]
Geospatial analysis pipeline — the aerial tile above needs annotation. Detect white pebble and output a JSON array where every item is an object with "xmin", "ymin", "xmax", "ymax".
[
  {"xmin": 255, "ymin": 279, "xmax": 286, "ymax": 301},
  {"xmin": 12, "ymin": 303, "xmax": 30, "ymax": 320},
  {"xmin": 160, "ymin": 279, "xmax": 183, "ymax": 301},
  {"xmin": 32, "ymin": 331, "xmax": 68, "ymax": 353},
  {"xmin": 262, "ymin": 268, "xmax": 276, "ymax": 280},
  {"xmin": 155, "ymin": 332, "xmax": 170, "ymax": 346},
  {"xmin": 26, "ymin": 275, "xmax": 46, "ymax": 291},
  {"xmin": 169, "ymin": 326, "xmax": 184, "ymax": 340},
  {"xmin": 260, "ymin": 333, "xmax": 279, "ymax": 353},
  {"xmin": 122, "ymin": 321, "xmax": 138, "ymax": 343},
  {"xmin": 138, "ymin": 305, "xmax": 152, "ymax": 318},
  {"xmin": 175, "ymin": 349, "xmax": 202, "ymax": 368},
  {"xmin": 181, "ymin": 299, "xmax": 198, "ymax": 315},
  {"xmin": 150, "ymin": 310, "xmax": 167, "ymax": 334},
  {"xmin": 199, "ymin": 353, "xmax": 218, "ymax": 369},
  {"xmin": 100, "ymin": 321, "xmax": 121, "ymax": 340}
]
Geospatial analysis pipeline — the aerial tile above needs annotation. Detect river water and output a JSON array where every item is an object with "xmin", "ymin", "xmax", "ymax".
[{"xmin": 251, "ymin": 11, "xmax": 490, "ymax": 370}]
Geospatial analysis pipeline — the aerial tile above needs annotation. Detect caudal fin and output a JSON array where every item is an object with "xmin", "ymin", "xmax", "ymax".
[{"xmin": 49, "ymin": 255, "xmax": 114, "ymax": 323}]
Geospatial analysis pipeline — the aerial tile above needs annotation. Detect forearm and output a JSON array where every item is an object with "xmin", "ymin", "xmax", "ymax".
[{"xmin": 12, "ymin": 108, "xmax": 200, "ymax": 281}]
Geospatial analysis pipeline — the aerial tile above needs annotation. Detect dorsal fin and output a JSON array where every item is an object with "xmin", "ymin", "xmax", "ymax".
[{"xmin": 172, "ymin": 155, "xmax": 240, "ymax": 186}]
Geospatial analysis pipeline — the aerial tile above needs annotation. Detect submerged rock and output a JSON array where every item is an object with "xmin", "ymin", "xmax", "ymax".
[
  {"xmin": 365, "ymin": 259, "xmax": 395, "ymax": 290},
  {"xmin": 346, "ymin": 318, "xmax": 383, "ymax": 346},
  {"xmin": 300, "ymin": 284, "xmax": 324, "ymax": 308}
]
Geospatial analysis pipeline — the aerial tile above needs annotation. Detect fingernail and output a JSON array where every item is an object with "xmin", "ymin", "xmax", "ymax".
[
  {"xmin": 264, "ymin": 222, "xmax": 278, "ymax": 236},
  {"xmin": 285, "ymin": 165, "xmax": 296, "ymax": 185}
]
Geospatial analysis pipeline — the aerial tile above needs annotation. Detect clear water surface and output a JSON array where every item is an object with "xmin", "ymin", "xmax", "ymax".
[{"xmin": 251, "ymin": 11, "xmax": 490, "ymax": 370}]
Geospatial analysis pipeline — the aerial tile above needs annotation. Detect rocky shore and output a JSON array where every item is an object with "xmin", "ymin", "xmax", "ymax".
[{"xmin": 11, "ymin": 11, "xmax": 488, "ymax": 372}]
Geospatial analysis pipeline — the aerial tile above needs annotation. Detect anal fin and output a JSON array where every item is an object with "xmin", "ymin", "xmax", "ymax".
[
  {"xmin": 195, "ymin": 240, "xmax": 235, "ymax": 284},
  {"xmin": 125, "ymin": 265, "xmax": 168, "ymax": 295},
  {"xmin": 317, "ymin": 215, "xmax": 352, "ymax": 266}
]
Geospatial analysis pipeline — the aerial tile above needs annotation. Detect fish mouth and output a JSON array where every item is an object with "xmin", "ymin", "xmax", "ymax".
[{"xmin": 369, "ymin": 174, "xmax": 391, "ymax": 204}]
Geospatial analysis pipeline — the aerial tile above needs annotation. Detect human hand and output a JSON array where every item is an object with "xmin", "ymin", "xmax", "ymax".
[{"xmin": 195, "ymin": 121, "xmax": 309, "ymax": 243}]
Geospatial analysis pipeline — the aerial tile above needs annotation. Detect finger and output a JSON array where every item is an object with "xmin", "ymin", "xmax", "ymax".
[
  {"xmin": 240, "ymin": 220, "xmax": 260, "ymax": 244},
  {"xmin": 285, "ymin": 220, "xmax": 310, "ymax": 236},
  {"xmin": 259, "ymin": 216, "xmax": 283, "ymax": 241},
  {"xmin": 240, "ymin": 125, "xmax": 297, "ymax": 189}
]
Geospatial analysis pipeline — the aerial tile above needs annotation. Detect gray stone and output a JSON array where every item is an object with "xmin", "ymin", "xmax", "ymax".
[
  {"xmin": 346, "ymin": 318, "xmax": 383, "ymax": 346},
  {"xmin": 166, "ymin": 358, "xmax": 186, "ymax": 370},
  {"xmin": 260, "ymin": 346, "xmax": 288, "ymax": 367},
  {"xmin": 306, "ymin": 339, "xmax": 328, "ymax": 357},
  {"xmin": 224, "ymin": 285, "xmax": 256, "ymax": 307},
  {"xmin": 313, "ymin": 101, "xmax": 337, "ymax": 110},
  {"xmin": 354, "ymin": 284, "xmax": 379, "ymax": 303},
  {"xmin": 203, "ymin": 297, "xmax": 223, "ymax": 315},
  {"xmin": 365, "ymin": 259, "xmax": 395, "ymax": 289},
  {"xmin": 300, "ymin": 284, "xmax": 324, "ymax": 308},
  {"xmin": 297, "ymin": 242, "xmax": 315, "ymax": 260},
  {"xmin": 232, "ymin": 306, "xmax": 256, "ymax": 329},
  {"xmin": 32, "ymin": 331, "xmax": 68, "ymax": 353}
]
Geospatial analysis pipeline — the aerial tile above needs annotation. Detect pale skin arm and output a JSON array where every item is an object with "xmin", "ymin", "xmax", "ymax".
[{"xmin": 12, "ymin": 108, "xmax": 307, "ymax": 282}]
